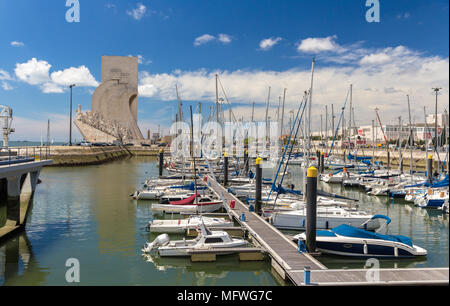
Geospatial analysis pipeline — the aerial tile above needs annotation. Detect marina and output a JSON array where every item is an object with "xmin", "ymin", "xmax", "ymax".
[{"xmin": 0, "ymin": 0, "xmax": 449, "ymax": 292}]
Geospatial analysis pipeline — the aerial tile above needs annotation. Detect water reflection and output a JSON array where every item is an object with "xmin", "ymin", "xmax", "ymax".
[
  {"xmin": 142, "ymin": 253, "xmax": 278, "ymax": 286},
  {"xmin": 0, "ymin": 232, "xmax": 49, "ymax": 286}
]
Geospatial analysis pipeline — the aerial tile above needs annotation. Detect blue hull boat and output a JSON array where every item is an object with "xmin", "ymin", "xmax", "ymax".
[{"xmin": 294, "ymin": 215, "xmax": 427, "ymax": 258}]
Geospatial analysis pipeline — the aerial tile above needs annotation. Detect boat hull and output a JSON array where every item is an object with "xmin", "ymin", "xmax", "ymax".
[
  {"xmin": 151, "ymin": 202, "xmax": 223, "ymax": 214},
  {"xmin": 314, "ymin": 237, "xmax": 427, "ymax": 258},
  {"xmin": 271, "ymin": 214, "xmax": 379, "ymax": 231}
]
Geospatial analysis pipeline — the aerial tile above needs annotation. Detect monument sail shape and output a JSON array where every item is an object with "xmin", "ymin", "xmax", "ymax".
[{"xmin": 75, "ymin": 56, "xmax": 144, "ymax": 143}]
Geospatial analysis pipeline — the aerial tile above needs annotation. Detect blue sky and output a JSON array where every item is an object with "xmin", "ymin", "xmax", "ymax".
[{"xmin": 0, "ymin": 0, "xmax": 448, "ymax": 141}]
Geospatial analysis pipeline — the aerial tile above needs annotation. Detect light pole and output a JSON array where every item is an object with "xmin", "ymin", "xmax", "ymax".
[{"xmin": 69, "ymin": 84, "xmax": 76, "ymax": 146}]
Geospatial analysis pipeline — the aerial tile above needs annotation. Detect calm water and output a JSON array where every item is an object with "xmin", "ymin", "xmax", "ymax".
[{"xmin": 0, "ymin": 157, "xmax": 448, "ymax": 286}]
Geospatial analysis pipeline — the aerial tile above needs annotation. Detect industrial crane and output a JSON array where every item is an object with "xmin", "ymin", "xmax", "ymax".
[{"xmin": 0, "ymin": 105, "xmax": 14, "ymax": 148}]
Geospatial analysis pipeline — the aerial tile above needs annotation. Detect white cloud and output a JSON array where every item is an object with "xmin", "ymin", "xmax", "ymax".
[
  {"xmin": 138, "ymin": 45, "xmax": 448, "ymax": 130},
  {"xmin": 194, "ymin": 34, "xmax": 216, "ymax": 46},
  {"xmin": 50, "ymin": 66, "xmax": 99, "ymax": 87},
  {"xmin": 41, "ymin": 82, "xmax": 64, "ymax": 94},
  {"xmin": 397, "ymin": 12, "xmax": 411, "ymax": 19},
  {"xmin": 1, "ymin": 81, "xmax": 13, "ymax": 91},
  {"xmin": 10, "ymin": 41, "xmax": 24, "ymax": 47},
  {"xmin": 218, "ymin": 34, "xmax": 232, "ymax": 44},
  {"xmin": 14, "ymin": 58, "xmax": 51, "ymax": 85},
  {"xmin": 259, "ymin": 37, "xmax": 282, "ymax": 51},
  {"xmin": 128, "ymin": 54, "xmax": 152, "ymax": 65},
  {"xmin": 0, "ymin": 69, "xmax": 12, "ymax": 81},
  {"xmin": 14, "ymin": 58, "xmax": 98, "ymax": 93},
  {"xmin": 127, "ymin": 3, "xmax": 147, "ymax": 20},
  {"xmin": 360, "ymin": 52, "xmax": 391, "ymax": 65},
  {"xmin": 297, "ymin": 35, "xmax": 342, "ymax": 53}
]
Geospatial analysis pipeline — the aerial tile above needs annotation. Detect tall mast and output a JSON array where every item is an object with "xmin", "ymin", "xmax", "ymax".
[
  {"xmin": 325, "ymin": 105, "xmax": 328, "ymax": 153},
  {"xmin": 407, "ymin": 95, "xmax": 413, "ymax": 176},
  {"xmin": 432, "ymin": 87, "xmax": 441, "ymax": 172},
  {"xmin": 331, "ymin": 104, "xmax": 335, "ymax": 154},
  {"xmin": 265, "ymin": 86, "xmax": 271, "ymax": 141},
  {"xmin": 281, "ymin": 88, "xmax": 286, "ymax": 141},
  {"xmin": 215, "ymin": 74, "xmax": 219, "ymax": 125},
  {"xmin": 251, "ymin": 101, "xmax": 255, "ymax": 122},
  {"xmin": 320, "ymin": 114, "xmax": 323, "ymax": 146},
  {"xmin": 349, "ymin": 84, "xmax": 353, "ymax": 149},
  {"xmin": 372, "ymin": 119, "xmax": 375, "ymax": 164},
  {"xmin": 189, "ymin": 106, "xmax": 198, "ymax": 204},
  {"xmin": 46, "ymin": 119, "xmax": 50, "ymax": 146},
  {"xmin": 398, "ymin": 116, "xmax": 403, "ymax": 173},
  {"xmin": 307, "ymin": 58, "xmax": 315, "ymax": 166}
]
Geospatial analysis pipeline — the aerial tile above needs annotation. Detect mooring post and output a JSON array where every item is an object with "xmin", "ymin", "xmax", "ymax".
[
  {"xmin": 306, "ymin": 166, "xmax": 317, "ymax": 253},
  {"xmin": 320, "ymin": 152, "xmax": 325, "ymax": 173},
  {"xmin": 255, "ymin": 157, "xmax": 262, "ymax": 215},
  {"xmin": 224, "ymin": 153, "xmax": 229, "ymax": 186},
  {"xmin": 159, "ymin": 149, "xmax": 164, "ymax": 177},
  {"xmin": 244, "ymin": 149, "xmax": 249, "ymax": 175},
  {"xmin": 427, "ymin": 154, "xmax": 433, "ymax": 184},
  {"xmin": 387, "ymin": 151, "xmax": 391, "ymax": 170},
  {"xmin": 317, "ymin": 151, "xmax": 321, "ymax": 171}
]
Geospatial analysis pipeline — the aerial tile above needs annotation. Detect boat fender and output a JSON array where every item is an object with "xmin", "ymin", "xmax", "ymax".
[
  {"xmin": 394, "ymin": 246, "xmax": 398, "ymax": 257},
  {"xmin": 302, "ymin": 219, "xmax": 305, "ymax": 227},
  {"xmin": 363, "ymin": 242, "xmax": 368, "ymax": 255},
  {"xmin": 240, "ymin": 213, "xmax": 246, "ymax": 222},
  {"xmin": 325, "ymin": 221, "xmax": 329, "ymax": 229},
  {"xmin": 249, "ymin": 204, "xmax": 254, "ymax": 212}
]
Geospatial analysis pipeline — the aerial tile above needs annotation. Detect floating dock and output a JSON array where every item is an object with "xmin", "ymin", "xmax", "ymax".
[{"xmin": 205, "ymin": 174, "xmax": 449, "ymax": 286}]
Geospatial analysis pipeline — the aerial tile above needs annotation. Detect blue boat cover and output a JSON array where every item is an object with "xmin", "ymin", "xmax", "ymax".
[
  {"xmin": 326, "ymin": 224, "xmax": 413, "ymax": 247},
  {"xmin": 348, "ymin": 153, "xmax": 373, "ymax": 161}
]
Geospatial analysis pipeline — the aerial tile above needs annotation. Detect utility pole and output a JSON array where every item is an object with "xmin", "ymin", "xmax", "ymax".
[{"xmin": 69, "ymin": 84, "xmax": 76, "ymax": 146}]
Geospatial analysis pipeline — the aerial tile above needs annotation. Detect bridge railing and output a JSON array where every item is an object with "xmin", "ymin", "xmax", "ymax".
[{"xmin": 0, "ymin": 146, "xmax": 51, "ymax": 166}]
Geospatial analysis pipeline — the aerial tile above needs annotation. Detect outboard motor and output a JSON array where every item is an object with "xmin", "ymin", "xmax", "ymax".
[{"xmin": 142, "ymin": 234, "xmax": 170, "ymax": 253}]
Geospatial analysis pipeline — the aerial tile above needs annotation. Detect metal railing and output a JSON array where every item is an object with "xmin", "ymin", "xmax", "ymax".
[{"xmin": 0, "ymin": 146, "xmax": 51, "ymax": 166}]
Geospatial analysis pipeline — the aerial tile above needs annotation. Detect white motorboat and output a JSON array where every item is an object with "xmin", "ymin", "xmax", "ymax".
[
  {"xmin": 269, "ymin": 206, "xmax": 380, "ymax": 231},
  {"xmin": 293, "ymin": 215, "xmax": 427, "ymax": 258},
  {"xmin": 415, "ymin": 188, "xmax": 449, "ymax": 209},
  {"xmin": 142, "ymin": 222, "xmax": 249, "ymax": 257},
  {"xmin": 147, "ymin": 215, "xmax": 234, "ymax": 233}
]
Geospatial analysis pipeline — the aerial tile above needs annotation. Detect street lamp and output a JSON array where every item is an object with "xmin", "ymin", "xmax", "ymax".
[{"xmin": 69, "ymin": 84, "xmax": 76, "ymax": 146}]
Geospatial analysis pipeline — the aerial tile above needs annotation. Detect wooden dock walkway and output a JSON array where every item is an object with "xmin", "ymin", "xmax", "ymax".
[{"xmin": 205, "ymin": 175, "xmax": 449, "ymax": 286}]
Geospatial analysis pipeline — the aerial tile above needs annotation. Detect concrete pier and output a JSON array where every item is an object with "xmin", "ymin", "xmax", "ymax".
[{"xmin": 0, "ymin": 159, "xmax": 52, "ymax": 242}]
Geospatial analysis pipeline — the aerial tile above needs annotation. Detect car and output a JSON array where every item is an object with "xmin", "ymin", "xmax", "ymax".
[{"xmin": 80, "ymin": 140, "xmax": 91, "ymax": 147}]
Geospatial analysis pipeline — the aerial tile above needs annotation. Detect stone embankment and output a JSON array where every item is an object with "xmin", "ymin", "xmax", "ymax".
[{"xmin": 41, "ymin": 145, "xmax": 160, "ymax": 166}]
